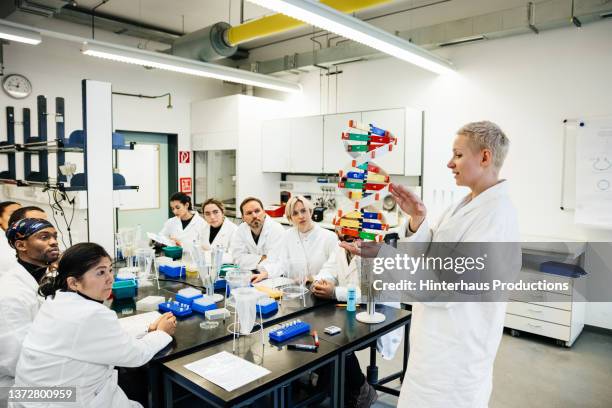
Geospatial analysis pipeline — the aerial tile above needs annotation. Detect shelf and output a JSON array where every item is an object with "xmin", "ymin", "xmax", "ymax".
[
  {"xmin": 112, "ymin": 142, "xmax": 136, "ymax": 150},
  {"xmin": 62, "ymin": 185, "xmax": 139, "ymax": 192},
  {"xmin": 21, "ymin": 140, "xmax": 84, "ymax": 153}
]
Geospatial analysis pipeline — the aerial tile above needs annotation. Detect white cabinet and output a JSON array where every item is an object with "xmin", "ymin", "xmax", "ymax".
[
  {"xmin": 324, "ymin": 112, "xmax": 361, "ymax": 173},
  {"xmin": 290, "ymin": 116, "xmax": 323, "ymax": 173},
  {"xmin": 262, "ymin": 108, "xmax": 423, "ymax": 176},
  {"xmin": 261, "ymin": 118, "xmax": 291, "ymax": 172},
  {"xmin": 504, "ymin": 243, "xmax": 586, "ymax": 347},
  {"xmin": 362, "ymin": 109, "xmax": 405, "ymax": 175},
  {"xmin": 262, "ymin": 116, "xmax": 323, "ymax": 173}
]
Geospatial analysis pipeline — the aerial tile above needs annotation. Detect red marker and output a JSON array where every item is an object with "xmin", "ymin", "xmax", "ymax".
[{"xmin": 312, "ymin": 331, "xmax": 320, "ymax": 347}]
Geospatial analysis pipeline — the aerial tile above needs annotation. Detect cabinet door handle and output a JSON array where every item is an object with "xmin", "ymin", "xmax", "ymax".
[
  {"xmin": 528, "ymin": 309, "xmax": 543, "ymax": 313},
  {"xmin": 527, "ymin": 323, "xmax": 542, "ymax": 328}
]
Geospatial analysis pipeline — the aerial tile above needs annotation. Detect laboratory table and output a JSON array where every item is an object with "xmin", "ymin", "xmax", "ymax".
[
  {"xmin": 161, "ymin": 304, "xmax": 411, "ymax": 408},
  {"xmin": 110, "ymin": 277, "xmax": 331, "ymax": 407}
]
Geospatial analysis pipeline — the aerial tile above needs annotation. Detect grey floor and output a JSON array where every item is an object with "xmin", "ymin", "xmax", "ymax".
[{"xmin": 357, "ymin": 329, "xmax": 612, "ymax": 408}]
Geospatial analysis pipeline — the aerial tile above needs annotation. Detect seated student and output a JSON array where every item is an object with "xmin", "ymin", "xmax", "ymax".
[
  {"xmin": 264, "ymin": 195, "xmax": 338, "ymax": 283},
  {"xmin": 0, "ymin": 218, "xmax": 59, "ymax": 403},
  {"xmin": 0, "ymin": 201, "xmax": 21, "ymax": 269},
  {"xmin": 13, "ymin": 242, "xmax": 176, "ymax": 408},
  {"xmin": 199, "ymin": 198, "xmax": 238, "ymax": 262},
  {"xmin": 229, "ymin": 197, "xmax": 284, "ymax": 281},
  {"xmin": 1, "ymin": 206, "xmax": 51, "ymax": 272},
  {"xmin": 311, "ymin": 226, "xmax": 403, "ymax": 408},
  {"xmin": 159, "ymin": 192, "xmax": 206, "ymax": 248}
]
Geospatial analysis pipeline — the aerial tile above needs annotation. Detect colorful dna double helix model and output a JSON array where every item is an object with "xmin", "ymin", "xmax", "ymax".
[{"xmin": 333, "ymin": 120, "xmax": 397, "ymax": 242}]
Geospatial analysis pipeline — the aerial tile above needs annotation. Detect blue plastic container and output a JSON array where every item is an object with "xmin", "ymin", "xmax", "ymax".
[
  {"xmin": 176, "ymin": 291, "xmax": 203, "ymax": 305},
  {"xmin": 160, "ymin": 264, "xmax": 185, "ymax": 278},
  {"xmin": 214, "ymin": 279, "xmax": 226, "ymax": 291},
  {"xmin": 540, "ymin": 261, "xmax": 587, "ymax": 278},
  {"xmin": 257, "ymin": 298, "xmax": 278, "ymax": 316},
  {"xmin": 192, "ymin": 297, "xmax": 218, "ymax": 314},
  {"xmin": 112, "ymin": 280, "xmax": 137, "ymax": 300},
  {"xmin": 158, "ymin": 301, "xmax": 192, "ymax": 317}
]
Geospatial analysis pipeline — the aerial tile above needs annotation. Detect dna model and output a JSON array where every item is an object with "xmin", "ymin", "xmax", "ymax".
[{"xmin": 333, "ymin": 120, "xmax": 397, "ymax": 242}]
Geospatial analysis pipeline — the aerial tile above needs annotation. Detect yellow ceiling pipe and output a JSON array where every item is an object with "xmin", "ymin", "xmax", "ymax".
[{"xmin": 226, "ymin": 0, "xmax": 391, "ymax": 46}]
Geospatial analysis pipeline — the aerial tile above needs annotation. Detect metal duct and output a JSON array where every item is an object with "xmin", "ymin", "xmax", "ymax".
[
  {"xmin": 171, "ymin": 22, "xmax": 237, "ymax": 61},
  {"xmin": 244, "ymin": 0, "xmax": 612, "ymax": 74}
]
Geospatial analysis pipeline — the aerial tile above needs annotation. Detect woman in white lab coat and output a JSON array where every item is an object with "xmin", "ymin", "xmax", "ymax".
[
  {"xmin": 13, "ymin": 242, "xmax": 177, "ymax": 408},
  {"xmin": 159, "ymin": 192, "xmax": 206, "ymax": 247},
  {"xmin": 199, "ymin": 198, "xmax": 237, "ymax": 263},
  {"xmin": 263, "ymin": 195, "xmax": 338, "ymax": 283},
  {"xmin": 343, "ymin": 121, "xmax": 521, "ymax": 408}
]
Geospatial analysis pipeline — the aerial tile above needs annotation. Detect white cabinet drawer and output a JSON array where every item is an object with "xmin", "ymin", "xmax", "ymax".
[
  {"xmin": 506, "ymin": 302, "xmax": 571, "ymax": 326},
  {"xmin": 505, "ymin": 314, "xmax": 570, "ymax": 341},
  {"xmin": 509, "ymin": 291, "xmax": 572, "ymax": 311},
  {"xmin": 518, "ymin": 268, "xmax": 573, "ymax": 296}
]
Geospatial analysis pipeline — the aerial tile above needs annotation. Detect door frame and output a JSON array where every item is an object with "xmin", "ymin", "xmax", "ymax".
[{"xmin": 114, "ymin": 130, "xmax": 179, "ymax": 223}]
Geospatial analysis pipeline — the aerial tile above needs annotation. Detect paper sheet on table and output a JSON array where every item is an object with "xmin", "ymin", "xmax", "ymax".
[
  {"xmin": 118, "ymin": 311, "xmax": 161, "ymax": 338},
  {"xmin": 256, "ymin": 277, "xmax": 295, "ymax": 289},
  {"xmin": 147, "ymin": 232, "xmax": 174, "ymax": 247},
  {"xmin": 184, "ymin": 351, "xmax": 271, "ymax": 392}
]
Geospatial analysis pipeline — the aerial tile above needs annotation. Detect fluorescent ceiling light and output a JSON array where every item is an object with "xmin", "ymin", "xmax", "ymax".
[
  {"xmin": 82, "ymin": 41, "xmax": 302, "ymax": 93},
  {"xmin": 0, "ymin": 20, "xmax": 42, "ymax": 45},
  {"xmin": 247, "ymin": 0, "xmax": 454, "ymax": 75}
]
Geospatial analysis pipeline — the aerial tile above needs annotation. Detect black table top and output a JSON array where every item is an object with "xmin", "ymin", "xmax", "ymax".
[
  {"xmin": 162, "ymin": 304, "xmax": 411, "ymax": 405},
  {"xmin": 110, "ymin": 277, "xmax": 331, "ymax": 361},
  {"xmin": 305, "ymin": 304, "xmax": 411, "ymax": 351},
  {"xmin": 162, "ymin": 316, "xmax": 339, "ymax": 406}
]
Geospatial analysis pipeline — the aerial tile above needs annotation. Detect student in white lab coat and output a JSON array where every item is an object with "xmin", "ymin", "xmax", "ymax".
[
  {"xmin": 264, "ymin": 195, "xmax": 338, "ymax": 283},
  {"xmin": 343, "ymin": 121, "xmax": 521, "ymax": 408},
  {"xmin": 13, "ymin": 242, "xmax": 176, "ymax": 408},
  {"xmin": 229, "ymin": 197, "xmax": 284, "ymax": 281},
  {"xmin": 159, "ymin": 192, "xmax": 206, "ymax": 247},
  {"xmin": 312, "ymin": 225, "xmax": 404, "ymax": 408},
  {"xmin": 0, "ymin": 218, "xmax": 59, "ymax": 403},
  {"xmin": 1, "ymin": 206, "xmax": 48, "ymax": 272},
  {"xmin": 199, "ymin": 198, "xmax": 237, "ymax": 263},
  {"xmin": 0, "ymin": 201, "xmax": 21, "ymax": 270}
]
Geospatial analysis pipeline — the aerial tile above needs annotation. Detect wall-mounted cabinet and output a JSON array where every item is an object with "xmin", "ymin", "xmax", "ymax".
[
  {"xmin": 261, "ymin": 115, "xmax": 323, "ymax": 173},
  {"xmin": 264, "ymin": 107, "xmax": 422, "ymax": 176}
]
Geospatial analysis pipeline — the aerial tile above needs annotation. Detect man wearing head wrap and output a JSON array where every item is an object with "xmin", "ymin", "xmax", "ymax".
[
  {"xmin": 0, "ymin": 206, "xmax": 48, "ymax": 273},
  {"xmin": 0, "ymin": 218, "xmax": 59, "ymax": 403}
]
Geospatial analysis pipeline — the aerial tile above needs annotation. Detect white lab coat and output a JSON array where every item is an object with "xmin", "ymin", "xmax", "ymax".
[
  {"xmin": 316, "ymin": 246, "xmax": 404, "ymax": 360},
  {"xmin": 265, "ymin": 224, "xmax": 338, "ymax": 280},
  {"xmin": 229, "ymin": 216, "xmax": 285, "ymax": 272},
  {"xmin": 0, "ymin": 233, "xmax": 17, "ymax": 273},
  {"xmin": 159, "ymin": 212, "xmax": 206, "ymax": 247},
  {"xmin": 396, "ymin": 180, "xmax": 520, "ymax": 408},
  {"xmin": 199, "ymin": 218, "xmax": 238, "ymax": 263},
  {"xmin": 0, "ymin": 263, "xmax": 41, "ymax": 402},
  {"xmin": 13, "ymin": 291, "xmax": 172, "ymax": 408}
]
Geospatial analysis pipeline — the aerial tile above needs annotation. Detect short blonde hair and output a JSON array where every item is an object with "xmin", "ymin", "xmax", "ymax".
[
  {"xmin": 285, "ymin": 195, "xmax": 314, "ymax": 223},
  {"xmin": 457, "ymin": 121, "xmax": 509, "ymax": 169}
]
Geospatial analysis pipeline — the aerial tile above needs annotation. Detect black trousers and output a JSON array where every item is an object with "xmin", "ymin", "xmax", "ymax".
[{"xmin": 316, "ymin": 351, "xmax": 365, "ymax": 398}]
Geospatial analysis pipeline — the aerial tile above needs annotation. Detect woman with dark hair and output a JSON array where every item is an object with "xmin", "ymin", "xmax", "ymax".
[
  {"xmin": 159, "ymin": 192, "xmax": 206, "ymax": 248},
  {"xmin": 199, "ymin": 198, "xmax": 237, "ymax": 262},
  {"xmin": 13, "ymin": 242, "xmax": 176, "ymax": 408}
]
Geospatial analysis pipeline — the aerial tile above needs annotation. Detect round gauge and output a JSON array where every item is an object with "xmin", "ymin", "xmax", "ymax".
[{"xmin": 2, "ymin": 74, "xmax": 32, "ymax": 99}]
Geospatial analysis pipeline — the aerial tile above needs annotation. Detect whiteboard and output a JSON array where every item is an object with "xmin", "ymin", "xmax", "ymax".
[
  {"xmin": 117, "ymin": 144, "xmax": 159, "ymax": 210},
  {"xmin": 575, "ymin": 117, "xmax": 612, "ymax": 229}
]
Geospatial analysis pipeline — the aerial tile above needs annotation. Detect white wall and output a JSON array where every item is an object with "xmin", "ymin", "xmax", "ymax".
[
  {"xmin": 257, "ymin": 20, "xmax": 612, "ymax": 328},
  {"xmin": 0, "ymin": 17, "xmax": 238, "ymax": 247}
]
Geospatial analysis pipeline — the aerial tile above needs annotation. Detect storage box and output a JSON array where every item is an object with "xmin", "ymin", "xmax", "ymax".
[
  {"xmin": 163, "ymin": 246, "xmax": 183, "ymax": 260},
  {"xmin": 192, "ymin": 297, "xmax": 218, "ymax": 314},
  {"xmin": 175, "ymin": 287, "xmax": 203, "ymax": 305},
  {"xmin": 112, "ymin": 280, "xmax": 137, "ymax": 299},
  {"xmin": 160, "ymin": 263, "xmax": 185, "ymax": 278}
]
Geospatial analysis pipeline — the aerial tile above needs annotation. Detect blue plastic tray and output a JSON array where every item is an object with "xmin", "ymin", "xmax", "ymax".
[
  {"xmin": 540, "ymin": 261, "xmax": 587, "ymax": 278},
  {"xmin": 257, "ymin": 300, "xmax": 278, "ymax": 316},
  {"xmin": 176, "ymin": 292, "xmax": 203, "ymax": 305},
  {"xmin": 160, "ymin": 264, "xmax": 185, "ymax": 278},
  {"xmin": 192, "ymin": 299, "xmax": 218, "ymax": 314},
  {"xmin": 269, "ymin": 320, "xmax": 310, "ymax": 343},
  {"xmin": 158, "ymin": 301, "xmax": 192, "ymax": 317}
]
